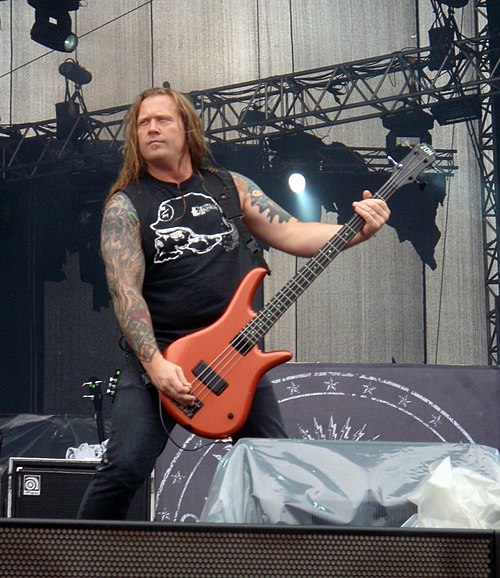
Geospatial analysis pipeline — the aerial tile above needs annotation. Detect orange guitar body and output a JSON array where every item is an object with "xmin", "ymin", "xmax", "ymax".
[{"xmin": 162, "ymin": 267, "xmax": 292, "ymax": 439}]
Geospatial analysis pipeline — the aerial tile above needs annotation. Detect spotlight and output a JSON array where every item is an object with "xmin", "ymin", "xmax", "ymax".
[
  {"xmin": 238, "ymin": 105, "xmax": 268, "ymax": 126},
  {"xmin": 56, "ymin": 100, "xmax": 82, "ymax": 140},
  {"xmin": 382, "ymin": 108, "xmax": 434, "ymax": 162},
  {"xmin": 382, "ymin": 108, "xmax": 434, "ymax": 136},
  {"xmin": 28, "ymin": 0, "xmax": 80, "ymax": 53},
  {"xmin": 427, "ymin": 26, "xmax": 455, "ymax": 71},
  {"xmin": 436, "ymin": 0, "xmax": 469, "ymax": 7},
  {"xmin": 59, "ymin": 60, "xmax": 92, "ymax": 85},
  {"xmin": 430, "ymin": 95, "xmax": 482, "ymax": 125},
  {"xmin": 288, "ymin": 173, "xmax": 306, "ymax": 194}
]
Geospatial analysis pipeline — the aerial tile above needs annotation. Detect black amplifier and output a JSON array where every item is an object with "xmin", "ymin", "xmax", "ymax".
[{"xmin": 1, "ymin": 457, "xmax": 154, "ymax": 521}]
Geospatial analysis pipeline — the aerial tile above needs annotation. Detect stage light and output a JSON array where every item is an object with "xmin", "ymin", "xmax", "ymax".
[
  {"xmin": 430, "ymin": 95, "xmax": 482, "ymax": 125},
  {"xmin": 30, "ymin": 13, "xmax": 78, "ymax": 52},
  {"xmin": 436, "ymin": 0, "xmax": 469, "ymax": 7},
  {"xmin": 288, "ymin": 173, "xmax": 306, "ymax": 194},
  {"xmin": 56, "ymin": 100, "xmax": 82, "ymax": 140},
  {"xmin": 56, "ymin": 59, "xmax": 92, "ymax": 140},
  {"xmin": 28, "ymin": 0, "xmax": 80, "ymax": 53},
  {"xmin": 237, "ymin": 105, "xmax": 274, "ymax": 135},
  {"xmin": 427, "ymin": 26, "xmax": 455, "ymax": 71},
  {"xmin": 382, "ymin": 108, "xmax": 434, "ymax": 136},
  {"xmin": 59, "ymin": 60, "xmax": 92, "ymax": 85},
  {"xmin": 382, "ymin": 108, "xmax": 434, "ymax": 162}
]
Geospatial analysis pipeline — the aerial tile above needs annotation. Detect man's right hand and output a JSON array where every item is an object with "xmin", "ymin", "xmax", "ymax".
[{"xmin": 143, "ymin": 352, "xmax": 196, "ymax": 406}]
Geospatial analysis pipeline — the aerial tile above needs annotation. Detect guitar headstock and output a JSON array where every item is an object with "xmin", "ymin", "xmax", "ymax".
[
  {"xmin": 389, "ymin": 143, "xmax": 436, "ymax": 189},
  {"xmin": 82, "ymin": 376, "xmax": 103, "ymax": 394}
]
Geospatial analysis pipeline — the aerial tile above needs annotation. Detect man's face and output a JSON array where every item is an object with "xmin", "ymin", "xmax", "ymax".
[{"xmin": 136, "ymin": 94, "xmax": 188, "ymax": 170}]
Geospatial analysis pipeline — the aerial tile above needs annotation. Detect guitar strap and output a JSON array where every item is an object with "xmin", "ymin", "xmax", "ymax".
[{"xmin": 203, "ymin": 167, "xmax": 270, "ymax": 272}]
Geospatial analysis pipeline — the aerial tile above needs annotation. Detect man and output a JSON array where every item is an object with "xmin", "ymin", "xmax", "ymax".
[{"xmin": 77, "ymin": 87, "xmax": 390, "ymax": 520}]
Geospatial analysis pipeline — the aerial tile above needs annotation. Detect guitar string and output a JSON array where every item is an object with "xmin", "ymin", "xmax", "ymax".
[
  {"xmin": 187, "ymin": 151, "xmax": 432, "ymax": 412},
  {"xmin": 249, "ymin": 149, "xmax": 435, "ymax": 341},
  {"xmin": 185, "ymin": 150, "xmax": 430, "ymax": 407},
  {"xmin": 182, "ymin": 150, "xmax": 433, "ymax": 412}
]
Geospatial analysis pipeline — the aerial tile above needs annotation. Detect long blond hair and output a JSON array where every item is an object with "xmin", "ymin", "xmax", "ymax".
[{"xmin": 108, "ymin": 87, "xmax": 209, "ymax": 199}]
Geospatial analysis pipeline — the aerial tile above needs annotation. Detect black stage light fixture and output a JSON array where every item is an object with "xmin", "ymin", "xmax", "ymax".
[
  {"xmin": 427, "ymin": 26, "xmax": 455, "ymax": 71},
  {"xmin": 383, "ymin": 108, "xmax": 434, "ymax": 162},
  {"xmin": 430, "ymin": 95, "xmax": 482, "ymax": 125},
  {"xmin": 56, "ymin": 100, "xmax": 81, "ymax": 140},
  {"xmin": 436, "ymin": 0, "xmax": 469, "ymax": 7},
  {"xmin": 28, "ymin": 0, "xmax": 80, "ymax": 52},
  {"xmin": 56, "ymin": 58, "xmax": 92, "ymax": 141},
  {"xmin": 382, "ymin": 108, "xmax": 435, "ymax": 136},
  {"xmin": 59, "ymin": 60, "xmax": 92, "ymax": 85}
]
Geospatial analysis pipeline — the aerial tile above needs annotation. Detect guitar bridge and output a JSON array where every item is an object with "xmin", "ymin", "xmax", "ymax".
[
  {"xmin": 174, "ymin": 397, "xmax": 203, "ymax": 418},
  {"xmin": 192, "ymin": 361, "xmax": 228, "ymax": 395}
]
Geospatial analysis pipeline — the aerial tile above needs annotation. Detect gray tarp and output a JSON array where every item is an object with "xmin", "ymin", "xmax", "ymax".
[{"xmin": 200, "ymin": 439, "xmax": 500, "ymax": 527}]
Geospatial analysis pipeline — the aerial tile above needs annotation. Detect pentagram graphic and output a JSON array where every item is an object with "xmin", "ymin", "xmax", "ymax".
[{"xmin": 272, "ymin": 367, "xmax": 476, "ymax": 443}]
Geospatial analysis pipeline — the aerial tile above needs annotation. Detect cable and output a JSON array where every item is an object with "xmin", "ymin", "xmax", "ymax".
[
  {"xmin": 256, "ymin": 0, "xmax": 261, "ymax": 80},
  {"xmin": 28, "ymin": 178, "xmax": 40, "ymax": 412},
  {"xmin": 432, "ymin": 124, "xmax": 455, "ymax": 364},
  {"xmin": 157, "ymin": 394, "xmax": 229, "ymax": 452},
  {"xmin": 288, "ymin": 0, "xmax": 295, "ymax": 74},
  {"xmin": 149, "ymin": 0, "xmax": 154, "ymax": 86},
  {"xmin": 112, "ymin": 344, "xmax": 229, "ymax": 452},
  {"xmin": 8, "ymin": 0, "xmax": 13, "ymax": 125}
]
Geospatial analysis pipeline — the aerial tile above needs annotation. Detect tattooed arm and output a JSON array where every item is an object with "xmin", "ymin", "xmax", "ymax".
[
  {"xmin": 101, "ymin": 193, "xmax": 156, "ymax": 362},
  {"xmin": 101, "ymin": 193, "xmax": 193, "ymax": 403},
  {"xmin": 231, "ymin": 173, "xmax": 390, "ymax": 257}
]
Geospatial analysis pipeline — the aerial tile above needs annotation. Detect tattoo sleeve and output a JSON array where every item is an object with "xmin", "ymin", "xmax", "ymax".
[
  {"xmin": 101, "ymin": 193, "xmax": 159, "ymax": 363},
  {"xmin": 232, "ymin": 172, "xmax": 293, "ymax": 224}
]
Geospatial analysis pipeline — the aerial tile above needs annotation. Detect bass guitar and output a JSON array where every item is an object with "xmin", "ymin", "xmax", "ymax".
[{"xmin": 162, "ymin": 143, "xmax": 436, "ymax": 438}]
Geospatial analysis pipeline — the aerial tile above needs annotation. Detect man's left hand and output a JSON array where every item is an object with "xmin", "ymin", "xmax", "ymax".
[{"xmin": 352, "ymin": 190, "xmax": 390, "ymax": 240}]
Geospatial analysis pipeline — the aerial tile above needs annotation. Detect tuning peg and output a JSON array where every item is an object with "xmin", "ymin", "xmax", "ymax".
[
  {"xmin": 387, "ymin": 155, "xmax": 402, "ymax": 169},
  {"xmin": 106, "ymin": 368, "xmax": 122, "ymax": 399}
]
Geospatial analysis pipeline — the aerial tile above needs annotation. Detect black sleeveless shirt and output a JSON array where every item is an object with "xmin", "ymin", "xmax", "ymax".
[{"xmin": 123, "ymin": 171, "xmax": 255, "ymax": 348}]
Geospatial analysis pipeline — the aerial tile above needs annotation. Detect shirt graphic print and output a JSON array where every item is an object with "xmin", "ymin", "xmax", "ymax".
[{"xmin": 150, "ymin": 191, "xmax": 239, "ymax": 264}]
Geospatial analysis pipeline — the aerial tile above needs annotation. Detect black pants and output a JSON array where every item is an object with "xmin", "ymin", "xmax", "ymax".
[{"xmin": 77, "ymin": 351, "xmax": 288, "ymax": 520}]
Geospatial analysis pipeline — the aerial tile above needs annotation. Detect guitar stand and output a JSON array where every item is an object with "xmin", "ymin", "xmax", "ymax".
[{"xmin": 82, "ymin": 377, "xmax": 105, "ymax": 444}]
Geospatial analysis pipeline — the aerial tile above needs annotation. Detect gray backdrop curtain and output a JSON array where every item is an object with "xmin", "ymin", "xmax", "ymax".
[{"xmin": 0, "ymin": 0, "xmax": 488, "ymax": 415}]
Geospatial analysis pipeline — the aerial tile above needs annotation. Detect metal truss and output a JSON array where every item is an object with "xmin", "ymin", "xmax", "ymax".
[
  {"xmin": 474, "ymin": 0, "xmax": 499, "ymax": 364},
  {"xmin": 478, "ymin": 96, "xmax": 499, "ymax": 364},
  {"xmin": 194, "ymin": 36, "xmax": 500, "ymax": 144},
  {"xmin": 1, "ymin": 33, "xmax": 498, "ymax": 181},
  {"xmin": 0, "ymin": 104, "xmax": 128, "ymax": 181}
]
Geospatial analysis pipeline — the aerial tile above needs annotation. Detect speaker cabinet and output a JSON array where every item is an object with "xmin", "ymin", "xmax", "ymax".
[{"xmin": 2, "ymin": 458, "xmax": 154, "ymax": 521}]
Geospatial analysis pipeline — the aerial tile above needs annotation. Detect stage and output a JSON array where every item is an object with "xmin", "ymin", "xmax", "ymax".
[{"xmin": 0, "ymin": 363, "xmax": 499, "ymax": 576}]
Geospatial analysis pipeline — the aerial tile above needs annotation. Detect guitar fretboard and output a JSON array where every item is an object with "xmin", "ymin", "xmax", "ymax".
[{"xmin": 232, "ymin": 143, "xmax": 435, "ymax": 353}]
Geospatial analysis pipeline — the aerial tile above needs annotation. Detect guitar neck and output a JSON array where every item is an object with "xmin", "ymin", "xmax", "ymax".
[
  {"xmin": 232, "ymin": 143, "xmax": 435, "ymax": 352},
  {"xmin": 241, "ymin": 209, "xmax": 369, "ymax": 349}
]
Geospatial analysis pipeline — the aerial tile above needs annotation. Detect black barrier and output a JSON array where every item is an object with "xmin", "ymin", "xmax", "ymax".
[{"xmin": 0, "ymin": 519, "xmax": 497, "ymax": 578}]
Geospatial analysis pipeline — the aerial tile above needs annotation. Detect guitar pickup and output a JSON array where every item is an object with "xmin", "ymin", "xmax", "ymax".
[{"xmin": 192, "ymin": 361, "xmax": 228, "ymax": 395}]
